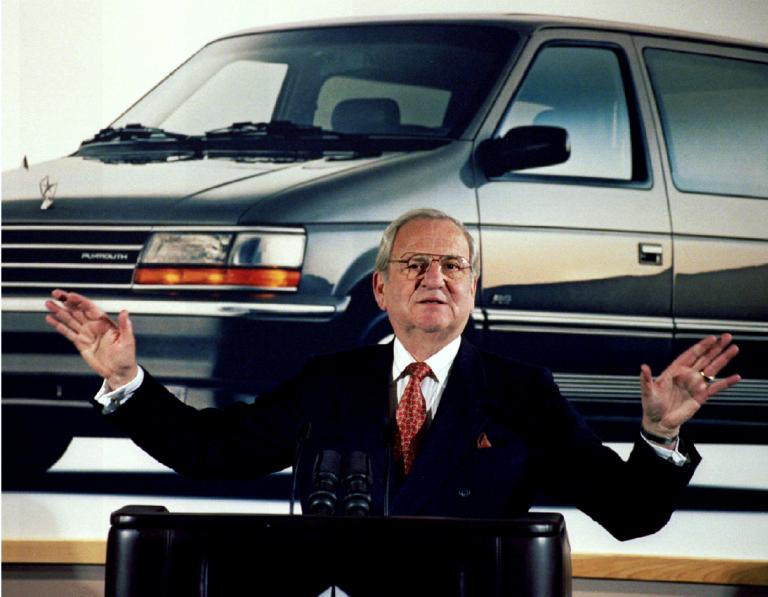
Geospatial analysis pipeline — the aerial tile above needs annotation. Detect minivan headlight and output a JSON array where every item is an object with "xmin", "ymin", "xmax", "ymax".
[{"xmin": 135, "ymin": 230, "xmax": 304, "ymax": 290}]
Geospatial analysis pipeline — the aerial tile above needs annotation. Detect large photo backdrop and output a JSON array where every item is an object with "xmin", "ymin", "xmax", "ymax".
[{"xmin": 3, "ymin": 0, "xmax": 768, "ymax": 572}]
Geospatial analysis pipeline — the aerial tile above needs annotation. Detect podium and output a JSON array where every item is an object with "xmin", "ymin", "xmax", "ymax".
[{"xmin": 106, "ymin": 505, "xmax": 571, "ymax": 596}]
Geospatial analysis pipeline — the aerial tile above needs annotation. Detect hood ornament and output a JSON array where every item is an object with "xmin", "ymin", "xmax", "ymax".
[{"xmin": 39, "ymin": 175, "xmax": 58, "ymax": 210}]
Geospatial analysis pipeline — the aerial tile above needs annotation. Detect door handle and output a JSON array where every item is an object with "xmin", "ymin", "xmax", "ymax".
[{"xmin": 638, "ymin": 243, "xmax": 663, "ymax": 266}]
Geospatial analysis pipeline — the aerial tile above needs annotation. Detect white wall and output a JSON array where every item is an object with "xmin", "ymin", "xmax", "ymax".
[{"xmin": 2, "ymin": 0, "xmax": 768, "ymax": 172}]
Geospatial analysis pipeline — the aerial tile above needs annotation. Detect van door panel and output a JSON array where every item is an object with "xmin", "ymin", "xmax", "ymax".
[
  {"xmin": 476, "ymin": 32, "xmax": 673, "ymax": 434},
  {"xmin": 638, "ymin": 38, "xmax": 768, "ymax": 411}
]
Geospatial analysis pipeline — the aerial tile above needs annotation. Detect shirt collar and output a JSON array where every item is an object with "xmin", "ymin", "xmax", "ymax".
[{"xmin": 392, "ymin": 335, "xmax": 462, "ymax": 384}]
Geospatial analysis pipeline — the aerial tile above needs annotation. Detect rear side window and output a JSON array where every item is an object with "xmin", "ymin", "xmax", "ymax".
[
  {"xmin": 644, "ymin": 49, "xmax": 768, "ymax": 199},
  {"xmin": 498, "ymin": 45, "xmax": 635, "ymax": 180}
]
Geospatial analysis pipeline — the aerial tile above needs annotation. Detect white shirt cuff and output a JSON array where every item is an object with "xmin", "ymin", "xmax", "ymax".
[
  {"xmin": 641, "ymin": 434, "xmax": 689, "ymax": 466},
  {"xmin": 94, "ymin": 367, "xmax": 145, "ymax": 414}
]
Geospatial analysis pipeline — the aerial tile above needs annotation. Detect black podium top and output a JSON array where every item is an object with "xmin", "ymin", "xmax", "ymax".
[{"xmin": 107, "ymin": 505, "xmax": 571, "ymax": 597}]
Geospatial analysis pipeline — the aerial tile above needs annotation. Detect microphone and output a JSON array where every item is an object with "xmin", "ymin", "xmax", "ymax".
[
  {"xmin": 342, "ymin": 451, "xmax": 372, "ymax": 516},
  {"xmin": 289, "ymin": 422, "xmax": 311, "ymax": 515},
  {"xmin": 307, "ymin": 449, "xmax": 341, "ymax": 515}
]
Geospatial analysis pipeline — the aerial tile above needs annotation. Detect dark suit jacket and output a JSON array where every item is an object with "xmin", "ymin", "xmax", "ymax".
[{"xmin": 108, "ymin": 339, "xmax": 700, "ymax": 540}]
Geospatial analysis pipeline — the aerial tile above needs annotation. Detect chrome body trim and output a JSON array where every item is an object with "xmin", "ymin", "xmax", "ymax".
[
  {"xmin": 676, "ymin": 318, "xmax": 768, "ymax": 335},
  {"xmin": 1, "ymin": 225, "xmax": 153, "ymax": 232},
  {"xmin": 2, "ymin": 296, "xmax": 337, "ymax": 317},
  {"xmin": 2, "ymin": 244, "xmax": 145, "ymax": 250},
  {"xmin": 2, "ymin": 263, "xmax": 135, "ymax": 270},
  {"xmin": 486, "ymin": 324, "xmax": 671, "ymax": 338},
  {"xmin": 4, "ymin": 282, "xmax": 133, "ymax": 289},
  {"xmin": 482, "ymin": 309, "xmax": 768, "ymax": 335},
  {"xmin": 483, "ymin": 308, "xmax": 674, "ymax": 330},
  {"xmin": 3, "ymin": 398, "xmax": 93, "ymax": 408},
  {"xmin": 150, "ymin": 225, "xmax": 305, "ymax": 234},
  {"xmin": 1, "ymin": 224, "xmax": 304, "ymax": 234}
]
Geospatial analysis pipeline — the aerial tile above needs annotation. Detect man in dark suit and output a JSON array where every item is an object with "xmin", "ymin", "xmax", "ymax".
[{"xmin": 45, "ymin": 208, "xmax": 741, "ymax": 540}]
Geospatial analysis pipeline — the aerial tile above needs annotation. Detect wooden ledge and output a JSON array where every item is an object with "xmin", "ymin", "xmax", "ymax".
[
  {"xmin": 573, "ymin": 554, "xmax": 768, "ymax": 586},
  {"xmin": 4, "ymin": 541, "xmax": 767, "ymax": 586},
  {"xmin": 3, "ymin": 540, "xmax": 106, "ymax": 565}
]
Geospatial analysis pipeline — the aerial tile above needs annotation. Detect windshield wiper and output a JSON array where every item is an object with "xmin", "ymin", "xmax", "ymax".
[
  {"xmin": 80, "ymin": 123, "xmax": 193, "ymax": 146},
  {"xmin": 75, "ymin": 123, "xmax": 204, "ymax": 163},
  {"xmin": 204, "ymin": 121, "xmax": 325, "ymax": 138},
  {"xmin": 75, "ymin": 120, "xmax": 443, "ymax": 164},
  {"xmin": 203, "ymin": 120, "xmax": 382, "ymax": 159}
]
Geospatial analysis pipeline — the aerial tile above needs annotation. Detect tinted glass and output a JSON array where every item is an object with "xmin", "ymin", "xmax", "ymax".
[
  {"xmin": 498, "ymin": 45, "xmax": 633, "ymax": 179},
  {"xmin": 161, "ymin": 61, "xmax": 288, "ymax": 134},
  {"xmin": 315, "ymin": 76, "xmax": 452, "ymax": 133},
  {"xmin": 113, "ymin": 25, "xmax": 519, "ymax": 139},
  {"xmin": 645, "ymin": 49, "xmax": 768, "ymax": 199}
]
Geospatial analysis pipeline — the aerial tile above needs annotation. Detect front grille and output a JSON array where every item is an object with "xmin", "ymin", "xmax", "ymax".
[{"xmin": 2, "ymin": 226, "xmax": 150, "ymax": 289}]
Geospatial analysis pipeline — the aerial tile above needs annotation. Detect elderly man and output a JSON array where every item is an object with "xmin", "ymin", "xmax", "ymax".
[{"xmin": 46, "ymin": 208, "xmax": 740, "ymax": 539}]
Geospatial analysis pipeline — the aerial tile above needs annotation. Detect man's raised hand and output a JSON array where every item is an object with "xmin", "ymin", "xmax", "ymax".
[
  {"xmin": 45, "ymin": 289, "xmax": 138, "ymax": 390},
  {"xmin": 640, "ymin": 334, "xmax": 741, "ymax": 440}
]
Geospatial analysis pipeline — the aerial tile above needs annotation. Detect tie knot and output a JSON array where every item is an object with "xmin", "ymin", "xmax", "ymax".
[{"xmin": 404, "ymin": 361, "xmax": 433, "ymax": 382}]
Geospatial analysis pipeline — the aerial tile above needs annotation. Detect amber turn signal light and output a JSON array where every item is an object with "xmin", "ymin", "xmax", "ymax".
[{"xmin": 135, "ymin": 267, "xmax": 300, "ymax": 288}]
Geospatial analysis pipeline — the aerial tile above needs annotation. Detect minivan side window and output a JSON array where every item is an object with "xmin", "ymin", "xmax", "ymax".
[
  {"xmin": 497, "ymin": 45, "xmax": 633, "ymax": 180},
  {"xmin": 644, "ymin": 49, "xmax": 768, "ymax": 199}
]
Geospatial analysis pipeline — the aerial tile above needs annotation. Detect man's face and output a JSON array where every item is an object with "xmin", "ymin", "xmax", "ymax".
[{"xmin": 373, "ymin": 218, "xmax": 477, "ymax": 348}]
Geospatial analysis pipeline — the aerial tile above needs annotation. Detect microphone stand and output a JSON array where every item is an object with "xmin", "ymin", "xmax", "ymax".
[
  {"xmin": 289, "ymin": 423, "xmax": 311, "ymax": 515},
  {"xmin": 383, "ymin": 397, "xmax": 398, "ymax": 517}
]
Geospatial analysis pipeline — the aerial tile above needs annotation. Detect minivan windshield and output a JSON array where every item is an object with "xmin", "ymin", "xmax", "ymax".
[{"xmin": 111, "ymin": 24, "xmax": 519, "ymax": 140}]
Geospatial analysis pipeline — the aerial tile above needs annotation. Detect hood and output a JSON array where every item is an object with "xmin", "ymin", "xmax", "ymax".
[{"xmin": 1, "ymin": 152, "xmax": 406, "ymax": 225}]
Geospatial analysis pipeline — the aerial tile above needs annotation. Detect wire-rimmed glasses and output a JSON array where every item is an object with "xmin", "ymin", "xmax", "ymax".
[{"xmin": 388, "ymin": 253, "xmax": 471, "ymax": 280}]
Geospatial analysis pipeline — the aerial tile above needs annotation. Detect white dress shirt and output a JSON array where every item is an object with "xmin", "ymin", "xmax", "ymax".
[{"xmin": 391, "ymin": 335, "xmax": 461, "ymax": 423}]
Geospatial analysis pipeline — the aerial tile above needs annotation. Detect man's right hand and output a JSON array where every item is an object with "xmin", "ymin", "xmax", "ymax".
[{"xmin": 45, "ymin": 289, "xmax": 138, "ymax": 390}]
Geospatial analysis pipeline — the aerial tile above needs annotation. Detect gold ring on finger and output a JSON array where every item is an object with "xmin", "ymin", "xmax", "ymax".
[{"xmin": 699, "ymin": 370, "xmax": 715, "ymax": 384}]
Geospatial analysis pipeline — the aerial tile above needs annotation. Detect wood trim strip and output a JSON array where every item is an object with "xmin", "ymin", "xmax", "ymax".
[
  {"xmin": 2, "ymin": 540, "xmax": 106, "ymax": 565},
  {"xmin": 3, "ymin": 541, "xmax": 767, "ymax": 586},
  {"xmin": 572, "ymin": 554, "xmax": 768, "ymax": 586}
]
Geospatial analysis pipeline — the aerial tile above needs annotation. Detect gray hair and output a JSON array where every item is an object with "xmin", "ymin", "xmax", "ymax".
[{"xmin": 374, "ymin": 208, "xmax": 480, "ymax": 279}]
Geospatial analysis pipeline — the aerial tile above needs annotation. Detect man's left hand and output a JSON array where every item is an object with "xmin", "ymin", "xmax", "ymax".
[{"xmin": 640, "ymin": 334, "xmax": 741, "ymax": 439}]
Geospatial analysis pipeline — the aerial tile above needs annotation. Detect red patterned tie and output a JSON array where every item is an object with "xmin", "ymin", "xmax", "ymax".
[{"xmin": 395, "ymin": 362, "xmax": 434, "ymax": 475}]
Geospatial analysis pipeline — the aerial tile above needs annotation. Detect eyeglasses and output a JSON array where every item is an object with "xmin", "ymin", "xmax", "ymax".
[{"xmin": 389, "ymin": 253, "xmax": 472, "ymax": 280}]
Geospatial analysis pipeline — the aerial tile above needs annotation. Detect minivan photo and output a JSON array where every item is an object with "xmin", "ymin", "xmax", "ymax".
[{"xmin": 2, "ymin": 15, "xmax": 766, "ymax": 501}]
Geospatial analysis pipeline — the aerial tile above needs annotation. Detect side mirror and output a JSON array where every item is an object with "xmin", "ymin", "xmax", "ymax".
[{"xmin": 476, "ymin": 125, "xmax": 570, "ymax": 178}]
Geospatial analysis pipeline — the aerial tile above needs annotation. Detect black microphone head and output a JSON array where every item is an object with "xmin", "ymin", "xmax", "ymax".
[
  {"xmin": 345, "ymin": 451, "xmax": 372, "ymax": 481},
  {"xmin": 342, "ymin": 451, "xmax": 372, "ymax": 516},
  {"xmin": 308, "ymin": 449, "xmax": 342, "ymax": 515},
  {"xmin": 315, "ymin": 449, "xmax": 342, "ymax": 482}
]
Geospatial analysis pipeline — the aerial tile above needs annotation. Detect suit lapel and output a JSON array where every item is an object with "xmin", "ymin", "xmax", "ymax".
[{"xmin": 392, "ymin": 340, "xmax": 489, "ymax": 515}]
